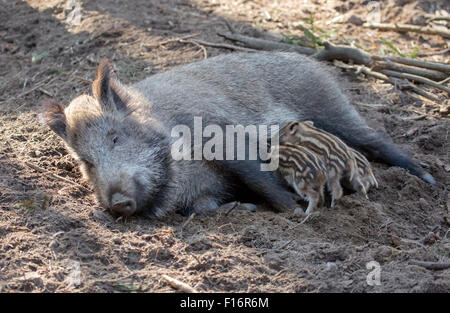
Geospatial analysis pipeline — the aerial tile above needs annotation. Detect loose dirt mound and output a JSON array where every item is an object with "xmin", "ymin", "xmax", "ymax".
[{"xmin": 0, "ymin": 0, "xmax": 448, "ymax": 292}]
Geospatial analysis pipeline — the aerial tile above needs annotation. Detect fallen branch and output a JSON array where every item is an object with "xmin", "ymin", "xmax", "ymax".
[
  {"xmin": 363, "ymin": 22, "xmax": 450, "ymax": 39},
  {"xmin": 217, "ymin": 32, "xmax": 316, "ymax": 55},
  {"xmin": 402, "ymin": 81, "xmax": 440, "ymax": 102},
  {"xmin": 161, "ymin": 274, "xmax": 198, "ymax": 293},
  {"xmin": 380, "ymin": 70, "xmax": 450, "ymax": 94},
  {"xmin": 24, "ymin": 161, "xmax": 92, "ymax": 194},
  {"xmin": 410, "ymin": 260, "xmax": 450, "ymax": 271},
  {"xmin": 373, "ymin": 60, "xmax": 448, "ymax": 82},
  {"xmin": 372, "ymin": 55, "xmax": 450, "ymax": 74},
  {"xmin": 335, "ymin": 62, "xmax": 440, "ymax": 102}
]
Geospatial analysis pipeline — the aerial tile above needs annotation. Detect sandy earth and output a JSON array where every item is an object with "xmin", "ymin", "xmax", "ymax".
[{"xmin": 0, "ymin": 0, "xmax": 449, "ymax": 292}]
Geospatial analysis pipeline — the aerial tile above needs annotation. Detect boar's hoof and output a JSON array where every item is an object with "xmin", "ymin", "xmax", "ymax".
[{"xmin": 110, "ymin": 193, "xmax": 136, "ymax": 217}]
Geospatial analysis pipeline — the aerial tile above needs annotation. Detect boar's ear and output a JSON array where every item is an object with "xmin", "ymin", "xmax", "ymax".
[
  {"xmin": 40, "ymin": 98, "xmax": 67, "ymax": 140},
  {"xmin": 92, "ymin": 59, "xmax": 130, "ymax": 112}
]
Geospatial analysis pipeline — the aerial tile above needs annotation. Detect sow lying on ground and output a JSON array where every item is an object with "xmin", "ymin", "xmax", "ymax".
[{"xmin": 40, "ymin": 52, "xmax": 434, "ymax": 217}]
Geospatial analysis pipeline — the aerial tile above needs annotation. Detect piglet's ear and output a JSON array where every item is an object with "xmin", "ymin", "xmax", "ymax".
[
  {"xmin": 40, "ymin": 98, "xmax": 67, "ymax": 140},
  {"xmin": 304, "ymin": 121, "xmax": 314, "ymax": 127},
  {"xmin": 92, "ymin": 59, "xmax": 130, "ymax": 112}
]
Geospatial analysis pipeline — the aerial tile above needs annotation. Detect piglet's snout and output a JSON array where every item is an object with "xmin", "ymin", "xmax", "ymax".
[{"xmin": 110, "ymin": 193, "xmax": 137, "ymax": 217}]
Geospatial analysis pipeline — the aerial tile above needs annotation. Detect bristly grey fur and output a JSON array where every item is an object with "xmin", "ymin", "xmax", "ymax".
[{"xmin": 40, "ymin": 52, "xmax": 435, "ymax": 217}]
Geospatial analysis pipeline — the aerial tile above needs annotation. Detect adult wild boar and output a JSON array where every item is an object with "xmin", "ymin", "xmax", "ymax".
[{"xmin": 41, "ymin": 52, "xmax": 434, "ymax": 217}]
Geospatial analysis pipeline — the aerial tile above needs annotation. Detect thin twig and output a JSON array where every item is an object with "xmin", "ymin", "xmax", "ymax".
[
  {"xmin": 438, "ymin": 76, "xmax": 450, "ymax": 85},
  {"xmin": 192, "ymin": 39, "xmax": 257, "ymax": 52},
  {"xmin": 363, "ymin": 22, "xmax": 450, "ymax": 39},
  {"xmin": 180, "ymin": 39, "xmax": 207, "ymax": 59},
  {"xmin": 74, "ymin": 75, "xmax": 93, "ymax": 84},
  {"xmin": 278, "ymin": 238, "xmax": 295, "ymax": 250},
  {"xmin": 409, "ymin": 260, "xmax": 450, "ymax": 270},
  {"xmin": 223, "ymin": 19, "xmax": 237, "ymax": 33},
  {"xmin": 16, "ymin": 79, "xmax": 50, "ymax": 98},
  {"xmin": 38, "ymin": 87, "xmax": 53, "ymax": 97},
  {"xmin": 161, "ymin": 274, "xmax": 198, "ymax": 293},
  {"xmin": 181, "ymin": 213, "xmax": 196, "ymax": 230},
  {"xmin": 299, "ymin": 213, "xmax": 313, "ymax": 225},
  {"xmin": 426, "ymin": 15, "xmax": 450, "ymax": 23},
  {"xmin": 225, "ymin": 201, "xmax": 240, "ymax": 216},
  {"xmin": 15, "ymin": 76, "xmax": 59, "ymax": 111},
  {"xmin": 24, "ymin": 161, "xmax": 92, "ymax": 193},
  {"xmin": 144, "ymin": 33, "xmax": 200, "ymax": 49}
]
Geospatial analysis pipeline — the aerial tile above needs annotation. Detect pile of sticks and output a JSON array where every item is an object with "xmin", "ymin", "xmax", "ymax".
[
  {"xmin": 166, "ymin": 18, "xmax": 449, "ymax": 106},
  {"xmin": 215, "ymin": 30, "xmax": 449, "ymax": 104}
]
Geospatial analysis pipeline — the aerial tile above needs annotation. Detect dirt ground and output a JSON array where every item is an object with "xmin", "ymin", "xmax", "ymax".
[{"xmin": 0, "ymin": 0, "xmax": 449, "ymax": 293}]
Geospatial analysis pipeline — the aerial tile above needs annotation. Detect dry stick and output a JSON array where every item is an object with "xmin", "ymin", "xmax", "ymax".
[
  {"xmin": 179, "ymin": 39, "xmax": 207, "ymax": 59},
  {"xmin": 191, "ymin": 39, "xmax": 257, "ymax": 52},
  {"xmin": 181, "ymin": 213, "xmax": 196, "ymax": 230},
  {"xmin": 145, "ymin": 33, "xmax": 200, "ymax": 48},
  {"xmin": 223, "ymin": 19, "xmax": 237, "ymax": 34},
  {"xmin": 38, "ymin": 87, "xmax": 53, "ymax": 97},
  {"xmin": 438, "ymin": 76, "xmax": 450, "ymax": 85},
  {"xmin": 217, "ymin": 32, "xmax": 317, "ymax": 55},
  {"xmin": 278, "ymin": 238, "xmax": 296, "ymax": 250},
  {"xmin": 16, "ymin": 79, "xmax": 49, "ymax": 98},
  {"xmin": 373, "ymin": 60, "xmax": 449, "ymax": 82},
  {"xmin": 402, "ymin": 82, "xmax": 441, "ymax": 102},
  {"xmin": 380, "ymin": 69, "xmax": 450, "ymax": 94},
  {"xmin": 363, "ymin": 22, "xmax": 450, "ymax": 39},
  {"xmin": 24, "ymin": 161, "xmax": 92, "ymax": 194},
  {"xmin": 161, "ymin": 274, "xmax": 198, "ymax": 293},
  {"xmin": 372, "ymin": 55, "xmax": 450, "ymax": 74},
  {"xmin": 426, "ymin": 15, "xmax": 450, "ymax": 23},
  {"xmin": 418, "ymin": 49, "xmax": 450, "ymax": 57},
  {"xmin": 409, "ymin": 260, "xmax": 450, "ymax": 270},
  {"xmin": 225, "ymin": 201, "xmax": 240, "ymax": 216},
  {"xmin": 15, "ymin": 75, "xmax": 59, "ymax": 111},
  {"xmin": 74, "ymin": 75, "xmax": 93, "ymax": 84}
]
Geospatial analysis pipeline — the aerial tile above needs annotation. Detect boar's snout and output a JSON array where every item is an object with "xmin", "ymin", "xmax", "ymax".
[{"xmin": 110, "ymin": 193, "xmax": 136, "ymax": 217}]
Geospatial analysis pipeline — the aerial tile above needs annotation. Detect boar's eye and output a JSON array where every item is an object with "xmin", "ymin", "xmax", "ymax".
[{"xmin": 112, "ymin": 135, "xmax": 119, "ymax": 144}]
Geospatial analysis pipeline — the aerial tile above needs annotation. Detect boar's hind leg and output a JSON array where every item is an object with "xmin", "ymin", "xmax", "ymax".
[
  {"xmin": 217, "ymin": 159, "xmax": 298, "ymax": 212},
  {"xmin": 191, "ymin": 196, "xmax": 220, "ymax": 215}
]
